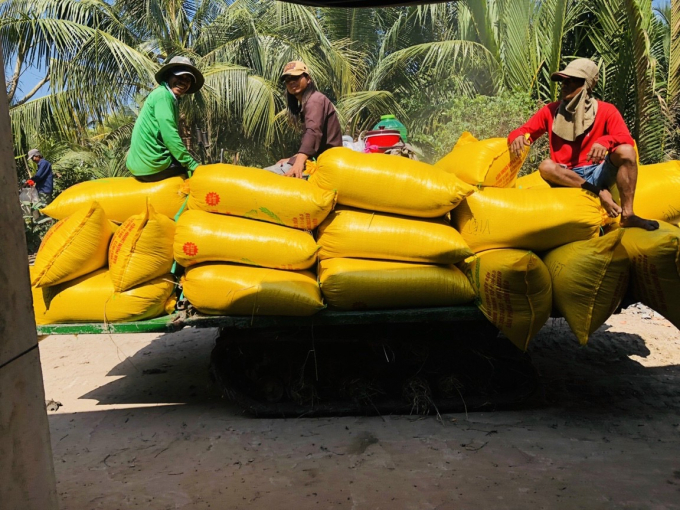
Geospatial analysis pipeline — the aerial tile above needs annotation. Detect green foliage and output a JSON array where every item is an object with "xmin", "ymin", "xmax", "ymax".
[
  {"xmin": 588, "ymin": 0, "xmax": 668, "ymax": 163},
  {"xmin": 20, "ymin": 196, "xmax": 53, "ymax": 254},
  {"xmin": 3, "ymin": 0, "xmax": 678, "ymax": 173},
  {"xmin": 412, "ymin": 92, "xmax": 549, "ymax": 174}
]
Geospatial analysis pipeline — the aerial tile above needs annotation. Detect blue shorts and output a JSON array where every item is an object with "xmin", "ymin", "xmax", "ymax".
[{"xmin": 570, "ymin": 156, "xmax": 618, "ymax": 189}]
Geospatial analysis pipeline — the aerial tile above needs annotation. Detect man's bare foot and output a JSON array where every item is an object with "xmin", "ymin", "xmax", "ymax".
[
  {"xmin": 598, "ymin": 189, "xmax": 622, "ymax": 218},
  {"xmin": 621, "ymin": 215, "xmax": 660, "ymax": 230}
]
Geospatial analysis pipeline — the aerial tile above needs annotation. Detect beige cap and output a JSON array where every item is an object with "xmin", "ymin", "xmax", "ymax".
[
  {"xmin": 281, "ymin": 60, "xmax": 309, "ymax": 81},
  {"xmin": 27, "ymin": 148, "xmax": 41, "ymax": 159},
  {"xmin": 551, "ymin": 58, "xmax": 599, "ymax": 89}
]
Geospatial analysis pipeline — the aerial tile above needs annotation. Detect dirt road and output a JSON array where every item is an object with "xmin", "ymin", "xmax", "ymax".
[{"xmin": 40, "ymin": 306, "xmax": 680, "ymax": 509}]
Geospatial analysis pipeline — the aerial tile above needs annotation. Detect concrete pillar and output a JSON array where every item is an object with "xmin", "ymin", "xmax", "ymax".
[{"xmin": 0, "ymin": 47, "xmax": 59, "ymax": 509}]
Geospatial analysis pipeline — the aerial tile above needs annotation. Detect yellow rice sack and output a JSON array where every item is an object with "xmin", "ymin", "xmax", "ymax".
[
  {"xmin": 32, "ymin": 202, "xmax": 115, "ymax": 288},
  {"xmin": 32, "ymin": 269, "xmax": 175, "ymax": 324},
  {"xmin": 108, "ymin": 202, "xmax": 176, "ymax": 293},
  {"xmin": 317, "ymin": 207, "xmax": 472, "ymax": 264},
  {"xmin": 621, "ymin": 221, "xmax": 680, "ymax": 329},
  {"xmin": 459, "ymin": 249, "xmax": 552, "ymax": 351},
  {"xmin": 41, "ymin": 176, "xmax": 186, "ymax": 222},
  {"xmin": 318, "ymin": 258, "xmax": 475, "ymax": 310},
  {"xmin": 309, "ymin": 147, "xmax": 475, "ymax": 218},
  {"xmin": 515, "ymin": 171, "xmax": 550, "ymax": 189},
  {"xmin": 542, "ymin": 230, "xmax": 630, "ymax": 345},
  {"xmin": 186, "ymin": 164, "xmax": 336, "ymax": 229},
  {"xmin": 609, "ymin": 161, "xmax": 680, "ymax": 224},
  {"xmin": 164, "ymin": 294, "xmax": 178, "ymax": 315},
  {"xmin": 435, "ymin": 132, "xmax": 529, "ymax": 188},
  {"xmin": 174, "ymin": 210, "xmax": 319, "ymax": 270},
  {"xmin": 451, "ymin": 188, "xmax": 606, "ymax": 253},
  {"xmin": 182, "ymin": 263, "xmax": 324, "ymax": 316}
]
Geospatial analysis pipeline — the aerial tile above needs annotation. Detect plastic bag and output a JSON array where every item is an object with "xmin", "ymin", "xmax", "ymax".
[
  {"xmin": 459, "ymin": 249, "xmax": 552, "ymax": 351},
  {"xmin": 451, "ymin": 188, "xmax": 606, "ymax": 253},
  {"xmin": 435, "ymin": 132, "xmax": 529, "ymax": 188},
  {"xmin": 174, "ymin": 210, "xmax": 319, "ymax": 270},
  {"xmin": 317, "ymin": 207, "xmax": 472, "ymax": 264},
  {"xmin": 32, "ymin": 269, "xmax": 175, "ymax": 324},
  {"xmin": 309, "ymin": 147, "xmax": 474, "ymax": 218},
  {"xmin": 32, "ymin": 202, "xmax": 115, "ymax": 288},
  {"xmin": 186, "ymin": 164, "xmax": 336, "ymax": 230},
  {"xmin": 543, "ymin": 229, "xmax": 630, "ymax": 345},
  {"xmin": 182, "ymin": 263, "xmax": 324, "ymax": 316},
  {"xmin": 620, "ymin": 221, "xmax": 680, "ymax": 329},
  {"xmin": 318, "ymin": 258, "xmax": 475, "ymax": 310},
  {"xmin": 109, "ymin": 202, "xmax": 176, "ymax": 292},
  {"xmin": 41, "ymin": 176, "xmax": 186, "ymax": 222}
]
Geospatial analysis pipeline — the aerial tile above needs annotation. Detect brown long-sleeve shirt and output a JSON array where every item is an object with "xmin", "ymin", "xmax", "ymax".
[{"xmin": 294, "ymin": 91, "xmax": 343, "ymax": 160}]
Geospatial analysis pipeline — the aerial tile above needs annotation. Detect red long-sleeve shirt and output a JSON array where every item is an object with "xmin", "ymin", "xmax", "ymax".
[{"xmin": 507, "ymin": 101, "xmax": 634, "ymax": 169}]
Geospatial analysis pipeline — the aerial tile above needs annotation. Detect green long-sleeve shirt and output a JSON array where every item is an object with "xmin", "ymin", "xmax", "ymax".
[{"xmin": 126, "ymin": 83, "xmax": 199, "ymax": 176}]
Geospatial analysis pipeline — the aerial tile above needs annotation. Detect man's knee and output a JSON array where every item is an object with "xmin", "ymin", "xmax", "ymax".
[
  {"xmin": 538, "ymin": 159, "xmax": 558, "ymax": 180},
  {"xmin": 612, "ymin": 144, "xmax": 637, "ymax": 166}
]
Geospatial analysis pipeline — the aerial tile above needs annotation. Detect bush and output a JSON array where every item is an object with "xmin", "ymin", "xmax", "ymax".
[
  {"xmin": 412, "ymin": 92, "xmax": 550, "ymax": 175},
  {"xmin": 21, "ymin": 197, "xmax": 53, "ymax": 254}
]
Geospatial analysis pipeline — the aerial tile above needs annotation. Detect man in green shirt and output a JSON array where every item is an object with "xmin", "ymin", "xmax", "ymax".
[{"xmin": 127, "ymin": 56, "xmax": 205, "ymax": 181}]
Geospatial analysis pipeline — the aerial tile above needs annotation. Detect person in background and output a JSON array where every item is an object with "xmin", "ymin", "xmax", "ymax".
[
  {"xmin": 508, "ymin": 58, "xmax": 658, "ymax": 231},
  {"xmin": 264, "ymin": 60, "xmax": 342, "ymax": 178},
  {"xmin": 26, "ymin": 149, "xmax": 54, "ymax": 204},
  {"xmin": 127, "ymin": 56, "xmax": 204, "ymax": 182}
]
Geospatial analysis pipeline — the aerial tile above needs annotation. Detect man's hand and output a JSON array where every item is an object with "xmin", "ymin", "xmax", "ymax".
[
  {"xmin": 587, "ymin": 143, "xmax": 607, "ymax": 164},
  {"xmin": 510, "ymin": 135, "xmax": 530, "ymax": 157},
  {"xmin": 284, "ymin": 160, "xmax": 305, "ymax": 179},
  {"xmin": 284, "ymin": 154, "xmax": 308, "ymax": 179}
]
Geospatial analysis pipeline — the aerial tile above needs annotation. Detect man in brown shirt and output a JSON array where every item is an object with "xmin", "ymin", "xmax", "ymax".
[{"xmin": 265, "ymin": 61, "xmax": 342, "ymax": 178}]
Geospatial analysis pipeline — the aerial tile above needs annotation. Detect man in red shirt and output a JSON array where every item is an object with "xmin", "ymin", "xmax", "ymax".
[{"xmin": 508, "ymin": 58, "xmax": 658, "ymax": 230}]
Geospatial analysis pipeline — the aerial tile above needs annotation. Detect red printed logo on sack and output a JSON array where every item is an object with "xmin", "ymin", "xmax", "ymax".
[
  {"xmin": 205, "ymin": 192, "xmax": 220, "ymax": 206},
  {"xmin": 183, "ymin": 242, "xmax": 198, "ymax": 257}
]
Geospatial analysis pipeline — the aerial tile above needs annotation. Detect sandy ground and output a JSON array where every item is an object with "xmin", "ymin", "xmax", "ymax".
[{"xmin": 39, "ymin": 306, "xmax": 680, "ymax": 510}]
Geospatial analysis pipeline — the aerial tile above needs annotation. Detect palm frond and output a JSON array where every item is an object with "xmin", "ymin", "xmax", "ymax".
[
  {"xmin": 668, "ymin": 0, "xmax": 680, "ymax": 109},
  {"xmin": 368, "ymin": 39, "xmax": 501, "ymax": 96},
  {"xmin": 335, "ymin": 90, "xmax": 404, "ymax": 136},
  {"xmin": 462, "ymin": 0, "xmax": 500, "ymax": 61}
]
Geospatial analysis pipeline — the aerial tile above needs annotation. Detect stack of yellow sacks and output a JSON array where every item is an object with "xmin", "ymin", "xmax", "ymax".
[
  {"xmin": 31, "ymin": 136, "xmax": 680, "ymax": 352},
  {"xmin": 31, "ymin": 197, "xmax": 179, "ymax": 324},
  {"xmin": 435, "ymin": 132, "xmax": 625, "ymax": 350},
  {"xmin": 174, "ymin": 164, "xmax": 336, "ymax": 316},
  {"xmin": 514, "ymin": 158, "xmax": 680, "ymax": 343},
  {"xmin": 308, "ymin": 147, "xmax": 477, "ymax": 311}
]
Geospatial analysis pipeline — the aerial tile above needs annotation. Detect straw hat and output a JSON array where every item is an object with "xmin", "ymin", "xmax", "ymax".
[{"xmin": 155, "ymin": 56, "xmax": 205, "ymax": 94}]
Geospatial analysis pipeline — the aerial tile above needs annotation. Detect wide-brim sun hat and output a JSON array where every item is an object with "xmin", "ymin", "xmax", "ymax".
[{"xmin": 155, "ymin": 56, "xmax": 205, "ymax": 94}]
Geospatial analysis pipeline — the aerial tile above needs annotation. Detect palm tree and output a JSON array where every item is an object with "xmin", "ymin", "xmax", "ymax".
[
  {"xmin": 3, "ymin": 0, "xmax": 676, "ymax": 167},
  {"xmin": 1, "ymin": 0, "xmax": 356, "ymax": 165},
  {"xmin": 655, "ymin": 0, "xmax": 680, "ymax": 159},
  {"xmin": 587, "ymin": 0, "xmax": 668, "ymax": 163}
]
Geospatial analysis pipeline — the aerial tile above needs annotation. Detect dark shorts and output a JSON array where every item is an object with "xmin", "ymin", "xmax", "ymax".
[{"xmin": 134, "ymin": 160, "xmax": 188, "ymax": 183}]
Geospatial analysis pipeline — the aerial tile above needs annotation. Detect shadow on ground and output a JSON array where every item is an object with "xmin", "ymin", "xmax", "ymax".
[
  {"xmin": 77, "ymin": 318, "xmax": 680, "ymax": 418},
  {"xmin": 530, "ymin": 318, "xmax": 680, "ymax": 415}
]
